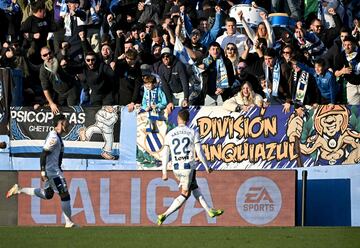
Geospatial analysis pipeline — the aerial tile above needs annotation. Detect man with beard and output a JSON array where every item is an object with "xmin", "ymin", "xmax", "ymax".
[
  {"xmin": 39, "ymin": 47, "xmax": 79, "ymax": 114},
  {"xmin": 309, "ymin": 8, "xmax": 342, "ymax": 48},
  {"xmin": 6, "ymin": 114, "xmax": 78, "ymax": 228},
  {"xmin": 81, "ymin": 51, "xmax": 115, "ymax": 106},
  {"xmin": 181, "ymin": 29, "xmax": 206, "ymax": 64}
]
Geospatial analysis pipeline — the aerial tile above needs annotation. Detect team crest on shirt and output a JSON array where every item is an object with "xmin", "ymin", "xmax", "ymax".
[
  {"xmin": 136, "ymin": 111, "xmax": 167, "ymax": 169},
  {"xmin": 49, "ymin": 137, "xmax": 57, "ymax": 146}
]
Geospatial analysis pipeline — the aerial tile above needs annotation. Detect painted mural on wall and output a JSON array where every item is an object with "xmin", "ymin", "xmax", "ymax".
[
  {"xmin": 136, "ymin": 105, "xmax": 360, "ymax": 170},
  {"xmin": 10, "ymin": 106, "xmax": 121, "ymax": 160},
  {"xmin": 136, "ymin": 111, "xmax": 168, "ymax": 169}
]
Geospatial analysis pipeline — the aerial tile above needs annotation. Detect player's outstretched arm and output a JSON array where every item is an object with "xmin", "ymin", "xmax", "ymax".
[{"xmin": 195, "ymin": 142, "xmax": 212, "ymax": 173}]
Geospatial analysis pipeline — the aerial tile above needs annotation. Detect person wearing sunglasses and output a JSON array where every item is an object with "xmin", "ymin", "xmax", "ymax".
[
  {"xmin": 81, "ymin": 51, "xmax": 115, "ymax": 106},
  {"xmin": 39, "ymin": 46, "xmax": 79, "ymax": 114},
  {"xmin": 224, "ymin": 43, "xmax": 240, "ymax": 74},
  {"xmin": 309, "ymin": 7, "xmax": 342, "ymax": 48}
]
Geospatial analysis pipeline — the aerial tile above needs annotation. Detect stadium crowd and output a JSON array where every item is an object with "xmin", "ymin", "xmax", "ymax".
[{"xmin": 0, "ymin": 0, "xmax": 359, "ymax": 114}]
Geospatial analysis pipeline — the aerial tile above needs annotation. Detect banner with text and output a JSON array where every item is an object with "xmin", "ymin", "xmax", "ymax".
[
  {"xmin": 136, "ymin": 105, "xmax": 360, "ymax": 170},
  {"xmin": 10, "ymin": 106, "xmax": 120, "ymax": 159},
  {"xmin": 18, "ymin": 170, "xmax": 296, "ymax": 226}
]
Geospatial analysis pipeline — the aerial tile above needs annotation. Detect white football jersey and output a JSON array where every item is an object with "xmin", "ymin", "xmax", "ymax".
[
  {"xmin": 164, "ymin": 124, "xmax": 200, "ymax": 170},
  {"xmin": 43, "ymin": 130, "xmax": 64, "ymax": 177}
]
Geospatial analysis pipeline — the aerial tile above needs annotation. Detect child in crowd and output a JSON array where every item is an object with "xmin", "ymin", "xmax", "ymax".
[{"xmin": 138, "ymin": 75, "xmax": 167, "ymax": 132}]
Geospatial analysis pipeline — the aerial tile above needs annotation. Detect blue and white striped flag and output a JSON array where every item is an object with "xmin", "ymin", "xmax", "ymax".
[{"xmin": 174, "ymin": 37, "xmax": 194, "ymax": 65}]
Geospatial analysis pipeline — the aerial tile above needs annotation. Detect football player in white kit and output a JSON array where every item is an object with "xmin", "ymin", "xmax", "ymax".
[
  {"xmin": 6, "ymin": 114, "xmax": 77, "ymax": 228},
  {"xmin": 157, "ymin": 109, "xmax": 224, "ymax": 225}
]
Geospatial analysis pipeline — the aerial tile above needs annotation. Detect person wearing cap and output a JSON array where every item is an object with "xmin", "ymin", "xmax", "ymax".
[
  {"xmin": 115, "ymin": 48, "xmax": 142, "ymax": 111},
  {"xmin": 6, "ymin": 114, "xmax": 78, "ymax": 228},
  {"xmin": 334, "ymin": 36, "xmax": 360, "ymax": 104},
  {"xmin": 158, "ymin": 47, "xmax": 189, "ymax": 112},
  {"xmin": 201, "ymin": 42, "xmax": 234, "ymax": 106}
]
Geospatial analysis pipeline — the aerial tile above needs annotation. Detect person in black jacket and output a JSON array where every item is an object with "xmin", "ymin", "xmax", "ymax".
[
  {"xmin": 39, "ymin": 47, "xmax": 80, "ymax": 114},
  {"xmin": 309, "ymin": 7, "xmax": 342, "ymax": 48},
  {"xmin": 200, "ymin": 42, "xmax": 234, "ymax": 106},
  {"xmin": 334, "ymin": 36, "xmax": 360, "ymax": 105},
  {"xmin": 324, "ymin": 27, "xmax": 351, "ymax": 70},
  {"xmin": 114, "ymin": 48, "xmax": 142, "ymax": 111},
  {"xmin": 20, "ymin": 0, "xmax": 58, "ymax": 65},
  {"xmin": 158, "ymin": 47, "xmax": 189, "ymax": 113},
  {"xmin": 81, "ymin": 51, "xmax": 115, "ymax": 106}
]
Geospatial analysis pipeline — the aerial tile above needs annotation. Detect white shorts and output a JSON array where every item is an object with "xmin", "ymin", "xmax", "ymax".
[
  {"xmin": 44, "ymin": 175, "xmax": 69, "ymax": 194},
  {"xmin": 173, "ymin": 169, "xmax": 197, "ymax": 191}
]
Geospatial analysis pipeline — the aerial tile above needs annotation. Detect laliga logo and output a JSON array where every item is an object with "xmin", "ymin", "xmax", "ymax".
[{"xmin": 236, "ymin": 177, "xmax": 282, "ymax": 225}]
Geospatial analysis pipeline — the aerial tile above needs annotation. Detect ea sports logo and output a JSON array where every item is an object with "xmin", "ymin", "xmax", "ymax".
[{"xmin": 236, "ymin": 177, "xmax": 282, "ymax": 225}]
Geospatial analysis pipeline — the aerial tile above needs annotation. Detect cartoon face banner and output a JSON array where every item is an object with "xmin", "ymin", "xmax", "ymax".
[
  {"xmin": 137, "ymin": 105, "xmax": 360, "ymax": 170},
  {"xmin": 10, "ymin": 106, "xmax": 120, "ymax": 160}
]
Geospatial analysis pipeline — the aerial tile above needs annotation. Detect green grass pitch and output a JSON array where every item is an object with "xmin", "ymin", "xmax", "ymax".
[{"xmin": 0, "ymin": 227, "xmax": 359, "ymax": 248}]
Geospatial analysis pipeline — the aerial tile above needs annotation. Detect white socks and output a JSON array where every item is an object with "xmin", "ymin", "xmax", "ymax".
[
  {"xmin": 164, "ymin": 195, "xmax": 187, "ymax": 217},
  {"xmin": 19, "ymin": 188, "xmax": 47, "ymax": 199},
  {"xmin": 61, "ymin": 200, "xmax": 73, "ymax": 225},
  {"xmin": 193, "ymin": 188, "xmax": 211, "ymax": 212}
]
